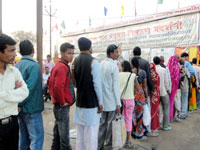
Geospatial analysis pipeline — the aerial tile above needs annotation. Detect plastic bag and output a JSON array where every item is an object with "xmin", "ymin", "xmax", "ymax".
[
  {"xmin": 112, "ymin": 114, "xmax": 127, "ymax": 149},
  {"xmin": 143, "ymin": 104, "xmax": 151, "ymax": 126}
]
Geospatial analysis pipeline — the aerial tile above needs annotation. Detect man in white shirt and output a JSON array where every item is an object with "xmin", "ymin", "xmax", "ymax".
[
  {"xmin": 153, "ymin": 56, "xmax": 171, "ymax": 131},
  {"xmin": 98, "ymin": 44, "xmax": 121, "ymax": 150},
  {"xmin": 45, "ymin": 54, "xmax": 55, "ymax": 71},
  {"xmin": 0, "ymin": 34, "xmax": 29, "ymax": 149},
  {"xmin": 43, "ymin": 66, "xmax": 51, "ymax": 101}
]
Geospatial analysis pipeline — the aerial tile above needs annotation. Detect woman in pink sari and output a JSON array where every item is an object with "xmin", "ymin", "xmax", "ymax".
[{"xmin": 167, "ymin": 56, "xmax": 180, "ymax": 121}]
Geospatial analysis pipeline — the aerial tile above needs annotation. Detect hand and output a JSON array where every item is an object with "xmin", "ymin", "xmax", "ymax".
[
  {"xmin": 18, "ymin": 107, "xmax": 22, "ymax": 112},
  {"xmin": 15, "ymin": 80, "xmax": 23, "ymax": 89},
  {"xmin": 98, "ymin": 105, "xmax": 103, "ymax": 114},
  {"xmin": 116, "ymin": 105, "xmax": 121, "ymax": 113},
  {"xmin": 63, "ymin": 102, "xmax": 70, "ymax": 107}
]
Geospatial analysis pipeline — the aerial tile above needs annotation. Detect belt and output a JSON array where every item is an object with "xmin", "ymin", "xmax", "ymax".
[{"xmin": 0, "ymin": 116, "xmax": 13, "ymax": 125}]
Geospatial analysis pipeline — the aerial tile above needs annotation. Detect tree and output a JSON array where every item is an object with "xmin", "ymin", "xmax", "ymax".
[{"xmin": 12, "ymin": 30, "xmax": 36, "ymax": 46}]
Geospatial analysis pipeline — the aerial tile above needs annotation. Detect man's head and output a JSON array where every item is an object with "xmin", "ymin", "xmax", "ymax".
[
  {"xmin": 78, "ymin": 37, "xmax": 92, "ymax": 53},
  {"xmin": 60, "ymin": 42, "xmax": 74, "ymax": 63},
  {"xmin": 153, "ymin": 56, "xmax": 161, "ymax": 65},
  {"xmin": 160, "ymin": 56, "xmax": 165, "ymax": 63},
  {"xmin": 181, "ymin": 52, "xmax": 189, "ymax": 61},
  {"xmin": 19, "ymin": 40, "xmax": 34, "ymax": 56},
  {"xmin": 45, "ymin": 66, "xmax": 50, "ymax": 74},
  {"xmin": 192, "ymin": 58, "xmax": 197, "ymax": 65},
  {"xmin": 47, "ymin": 54, "xmax": 51, "ymax": 62},
  {"xmin": 106, "ymin": 44, "xmax": 119, "ymax": 60},
  {"xmin": 179, "ymin": 58, "xmax": 185, "ymax": 65},
  {"xmin": 0, "ymin": 34, "xmax": 17, "ymax": 64},
  {"xmin": 133, "ymin": 46, "xmax": 141, "ymax": 56}
]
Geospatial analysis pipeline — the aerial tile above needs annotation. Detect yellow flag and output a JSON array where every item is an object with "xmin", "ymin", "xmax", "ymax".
[{"xmin": 121, "ymin": 5, "xmax": 124, "ymax": 16}]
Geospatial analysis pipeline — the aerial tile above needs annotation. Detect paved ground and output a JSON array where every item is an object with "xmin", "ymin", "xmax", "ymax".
[{"xmin": 43, "ymin": 101, "xmax": 200, "ymax": 150}]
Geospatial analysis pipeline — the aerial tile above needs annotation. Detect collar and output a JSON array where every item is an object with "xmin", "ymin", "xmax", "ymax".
[
  {"xmin": 21, "ymin": 56, "xmax": 36, "ymax": 62},
  {"xmin": 59, "ymin": 58, "xmax": 69, "ymax": 65}
]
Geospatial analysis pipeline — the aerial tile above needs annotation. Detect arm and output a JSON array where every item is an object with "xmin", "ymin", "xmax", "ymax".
[
  {"xmin": 91, "ymin": 60, "xmax": 103, "ymax": 113},
  {"xmin": 0, "ymin": 69, "xmax": 29, "ymax": 103},
  {"xmin": 166, "ymin": 67, "xmax": 172, "ymax": 93},
  {"xmin": 145, "ymin": 63, "xmax": 154, "ymax": 92},
  {"xmin": 142, "ymin": 78, "xmax": 148, "ymax": 98},
  {"xmin": 134, "ymin": 77, "xmax": 140, "ymax": 94},
  {"xmin": 186, "ymin": 62, "xmax": 195, "ymax": 76},
  {"xmin": 164, "ymin": 70, "xmax": 170, "ymax": 93}
]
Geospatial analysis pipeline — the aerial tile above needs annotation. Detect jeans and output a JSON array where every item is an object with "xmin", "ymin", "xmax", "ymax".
[
  {"xmin": 51, "ymin": 104, "xmax": 72, "ymax": 150},
  {"xmin": 180, "ymin": 92, "xmax": 189, "ymax": 117},
  {"xmin": 18, "ymin": 112, "xmax": 44, "ymax": 150},
  {"xmin": 160, "ymin": 95, "xmax": 170, "ymax": 128}
]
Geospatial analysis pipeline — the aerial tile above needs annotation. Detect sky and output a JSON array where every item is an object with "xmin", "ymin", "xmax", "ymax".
[{"xmin": 2, "ymin": 0, "xmax": 200, "ymax": 34}]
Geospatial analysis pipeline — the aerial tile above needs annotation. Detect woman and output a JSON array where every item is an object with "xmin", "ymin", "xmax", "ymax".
[
  {"xmin": 167, "ymin": 56, "xmax": 180, "ymax": 121},
  {"xmin": 149, "ymin": 63, "xmax": 160, "ymax": 133},
  {"xmin": 131, "ymin": 57, "xmax": 148, "ymax": 140},
  {"xmin": 120, "ymin": 60, "xmax": 139, "ymax": 148}
]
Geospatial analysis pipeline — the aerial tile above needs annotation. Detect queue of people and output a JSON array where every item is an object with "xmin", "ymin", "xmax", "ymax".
[{"xmin": 0, "ymin": 33, "xmax": 200, "ymax": 150}]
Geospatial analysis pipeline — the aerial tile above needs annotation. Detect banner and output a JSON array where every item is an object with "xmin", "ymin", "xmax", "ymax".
[{"xmin": 64, "ymin": 13, "xmax": 199, "ymax": 52}]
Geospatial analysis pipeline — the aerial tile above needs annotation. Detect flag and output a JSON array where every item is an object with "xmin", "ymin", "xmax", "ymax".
[
  {"xmin": 157, "ymin": 0, "xmax": 163, "ymax": 4},
  {"xmin": 104, "ymin": 7, "xmax": 108, "ymax": 16},
  {"xmin": 89, "ymin": 16, "xmax": 91, "ymax": 26},
  {"xmin": 55, "ymin": 24, "xmax": 58, "ymax": 30},
  {"xmin": 61, "ymin": 20, "xmax": 66, "ymax": 29},
  {"xmin": 134, "ymin": 0, "xmax": 137, "ymax": 16},
  {"xmin": 121, "ymin": 5, "xmax": 124, "ymax": 16}
]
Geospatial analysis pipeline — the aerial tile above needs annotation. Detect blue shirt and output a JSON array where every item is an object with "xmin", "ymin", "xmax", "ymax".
[
  {"xmin": 15, "ymin": 56, "xmax": 44, "ymax": 113},
  {"xmin": 74, "ymin": 59, "xmax": 102, "ymax": 126},
  {"xmin": 184, "ymin": 61, "xmax": 195, "ymax": 77}
]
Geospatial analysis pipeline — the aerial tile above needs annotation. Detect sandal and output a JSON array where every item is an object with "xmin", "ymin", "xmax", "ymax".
[{"xmin": 124, "ymin": 141, "xmax": 138, "ymax": 149}]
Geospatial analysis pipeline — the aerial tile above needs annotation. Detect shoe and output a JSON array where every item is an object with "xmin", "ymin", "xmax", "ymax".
[
  {"xmin": 124, "ymin": 141, "xmax": 138, "ymax": 149},
  {"xmin": 147, "ymin": 132, "xmax": 159, "ymax": 137},
  {"xmin": 163, "ymin": 126, "xmax": 172, "ymax": 131},
  {"xmin": 173, "ymin": 118, "xmax": 182, "ymax": 122},
  {"xmin": 138, "ymin": 136, "xmax": 147, "ymax": 141}
]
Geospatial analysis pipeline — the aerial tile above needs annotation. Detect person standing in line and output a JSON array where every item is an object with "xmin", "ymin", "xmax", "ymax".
[
  {"xmin": 120, "ymin": 60, "xmax": 139, "ymax": 149},
  {"xmin": 43, "ymin": 66, "xmax": 51, "ymax": 101},
  {"xmin": 133, "ymin": 47, "xmax": 154, "ymax": 133},
  {"xmin": 154, "ymin": 56, "xmax": 171, "ymax": 131},
  {"xmin": 0, "ymin": 34, "xmax": 29, "ymax": 150},
  {"xmin": 73, "ymin": 37, "xmax": 103, "ymax": 150},
  {"xmin": 48, "ymin": 42, "xmax": 75, "ymax": 150},
  {"xmin": 131, "ymin": 57, "xmax": 148, "ymax": 140},
  {"xmin": 45, "ymin": 54, "xmax": 55, "ymax": 71},
  {"xmin": 98, "ymin": 44, "xmax": 121, "ymax": 150},
  {"xmin": 167, "ymin": 56, "xmax": 180, "ymax": 121},
  {"xmin": 15, "ymin": 40, "xmax": 44, "ymax": 150}
]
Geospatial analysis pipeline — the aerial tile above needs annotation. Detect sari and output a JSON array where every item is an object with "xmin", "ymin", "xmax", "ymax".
[
  {"xmin": 167, "ymin": 56, "xmax": 180, "ymax": 121},
  {"xmin": 189, "ymin": 76, "xmax": 197, "ymax": 110},
  {"xmin": 149, "ymin": 63, "xmax": 160, "ymax": 131}
]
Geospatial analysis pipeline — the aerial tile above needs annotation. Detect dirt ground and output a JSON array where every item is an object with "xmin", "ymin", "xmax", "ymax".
[{"xmin": 43, "ymin": 101, "xmax": 200, "ymax": 150}]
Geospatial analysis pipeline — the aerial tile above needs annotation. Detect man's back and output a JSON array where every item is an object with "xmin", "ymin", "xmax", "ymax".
[{"xmin": 100, "ymin": 58, "xmax": 120, "ymax": 111}]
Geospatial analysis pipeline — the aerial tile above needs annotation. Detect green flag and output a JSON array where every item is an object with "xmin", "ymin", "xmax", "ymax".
[
  {"xmin": 61, "ymin": 20, "xmax": 66, "ymax": 29},
  {"xmin": 157, "ymin": 0, "xmax": 163, "ymax": 4}
]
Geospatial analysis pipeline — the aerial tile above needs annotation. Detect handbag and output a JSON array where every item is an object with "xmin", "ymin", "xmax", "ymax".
[
  {"xmin": 143, "ymin": 103, "xmax": 151, "ymax": 126},
  {"xmin": 112, "ymin": 113, "xmax": 127, "ymax": 149}
]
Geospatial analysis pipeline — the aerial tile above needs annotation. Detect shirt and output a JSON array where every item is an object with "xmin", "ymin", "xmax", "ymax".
[
  {"xmin": 155, "ymin": 65, "xmax": 170, "ymax": 96},
  {"xmin": 0, "ymin": 65, "xmax": 29, "ymax": 119},
  {"xmin": 100, "ymin": 58, "xmax": 121, "ymax": 111},
  {"xmin": 184, "ymin": 61, "xmax": 195, "ymax": 77},
  {"xmin": 193, "ymin": 65, "xmax": 200, "ymax": 88},
  {"xmin": 45, "ymin": 61, "xmax": 55, "ymax": 71},
  {"xmin": 74, "ymin": 59, "xmax": 102, "ymax": 126},
  {"xmin": 43, "ymin": 73, "xmax": 50, "ymax": 85}
]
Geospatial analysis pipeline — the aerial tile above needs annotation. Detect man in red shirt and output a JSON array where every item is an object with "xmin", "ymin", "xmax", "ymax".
[{"xmin": 48, "ymin": 42, "xmax": 75, "ymax": 150}]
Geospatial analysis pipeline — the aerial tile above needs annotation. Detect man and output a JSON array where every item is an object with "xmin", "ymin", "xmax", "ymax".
[
  {"xmin": 73, "ymin": 37, "xmax": 103, "ymax": 150},
  {"xmin": 48, "ymin": 42, "xmax": 75, "ymax": 150},
  {"xmin": 98, "ymin": 44, "xmax": 121, "ymax": 150},
  {"xmin": 153, "ymin": 56, "xmax": 171, "ymax": 131},
  {"xmin": 45, "ymin": 54, "xmax": 55, "ymax": 71},
  {"xmin": 43, "ymin": 66, "xmax": 51, "ymax": 101},
  {"xmin": 133, "ymin": 46, "xmax": 153, "ymax": 132},
  {"xmin": 0, "ymin": 34, "xmax": 29, "ymax": 150},
  {"xmin": 192, "ymin": 58, "xmax": 200, "ymax": 109},
  {"xmin": 181, "ymin": 52, "xmax": 195, "ymax": 77},
  {"xmin": 15, "ymin": 40, "xmax": 44, "ymax": 150}
]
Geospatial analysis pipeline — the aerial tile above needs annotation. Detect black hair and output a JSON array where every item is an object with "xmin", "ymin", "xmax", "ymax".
[
  {"xmin": 181, "ymin": 52, "xmax": 189, "ymax": 57},
  {"xmin": 0, "ymin": 34, "xmax": 16, "ymax": 53},
  {"xmin": 47, "ymin": 54, "xmax": 51, "ymax": 58},
  {"xmin": 19, "ymin": 40, "xmax": 34, "ymax": 56},
  {"xmin": 60, "ymin": 42, "xmax": 75, "ymax": 53},
  {"xmin": 121, "ymin": 60, "xmax": 132, "ymax": 73},
  {"xmin": 133, "ymin": 46, "xmax": 141, "ymax": 56},
  {"xmin": 153, "ymin": 56, "xmax": 161, "ymax": 65},
  {"xmin": 192, "ymin": 58, "xmax": 197, "ymax": 64},
  {"xmin": 131, "ymin": 57, "xmax": 139, "ymax": 75},
  {"xmin": 106, "ymin": 44, "xmax": 118, "ymax": 56}
]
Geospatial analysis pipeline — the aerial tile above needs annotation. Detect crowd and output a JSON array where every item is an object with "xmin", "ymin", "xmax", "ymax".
[{"xmin": 0, "ymin": 33, "xmax": 199, "ymax": 150}]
